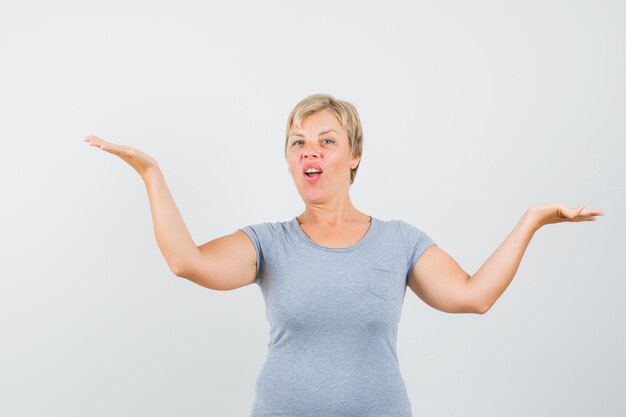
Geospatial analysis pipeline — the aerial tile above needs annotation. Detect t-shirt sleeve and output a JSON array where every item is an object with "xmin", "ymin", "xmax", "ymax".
[
  {"xmin": 398, "ymin": 220, "xmax": 438, "ymax": 283},
  {"xmin": 238, "ymin": 222, "xmax": 277, "ymax": 287}
]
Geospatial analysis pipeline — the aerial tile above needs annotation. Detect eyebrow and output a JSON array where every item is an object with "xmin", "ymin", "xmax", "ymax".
[{"xmin": 289, "ymin": 129, "xmax": 338, "ymax": 138}]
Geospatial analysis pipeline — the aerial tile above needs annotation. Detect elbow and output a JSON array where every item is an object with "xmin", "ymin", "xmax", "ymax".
[
  {"xmin": 476, "ymin": 304, "xmax": 489, "ymax": 314},
  {"xmin": 170, "ymin": 254, "xmax": 198, "ymax": 278},
  {"xmin": 469, "ymin": 289, "xmax": 491, "ymax": 314},
  {"xmin": 474, "ymin": 300, "xmax": 491, "ymax": 314},
  {"xmin": 171, "ymin": 263, "xmax": 187, "ymax": 278},
  {"xmin": 172, "ymin": 248, "xmax": 203, "ymax": 279},
  {"xmin": 466, "ymin": 276, "xmax": 491, "ymax": 314}
]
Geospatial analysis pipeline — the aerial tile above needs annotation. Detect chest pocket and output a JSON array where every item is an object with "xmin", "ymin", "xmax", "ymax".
[{"xmin": 367, "ymin": 266, "xmax": 401, "ymax": 301}]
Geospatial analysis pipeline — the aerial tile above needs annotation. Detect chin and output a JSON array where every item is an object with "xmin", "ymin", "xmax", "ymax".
[{"xmin": 298, "ymin": 188, "xmax": 324, "ymax": 202}]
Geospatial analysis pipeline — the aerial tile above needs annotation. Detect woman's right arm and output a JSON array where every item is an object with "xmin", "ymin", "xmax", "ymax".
[
  {"xmin": 144, "ymin": 167, "xmax": 257, "ymax": 291},
  {"xmin": 143, "ymin": 167, "xmax": 257, "ymax": 290},
  {"xmin": 84, "ymin": 135, "xmax": 257, "ymax": 290},
  {"xmin": 142, "ymin": 167, "xmax": 200, "ymax": 277}
]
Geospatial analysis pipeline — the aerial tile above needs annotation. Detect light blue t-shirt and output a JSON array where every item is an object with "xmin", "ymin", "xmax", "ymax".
[{"xmin": 239, "ymin": 216, "xmax": 437, "ymax": 417}]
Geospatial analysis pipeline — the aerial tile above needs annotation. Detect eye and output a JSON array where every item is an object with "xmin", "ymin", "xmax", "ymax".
[
  {"xmin": 323, "ymin": 139, "xmax": 334, "ymax": 144},
  {"xmin": 293, "ymin": 140, "xmax": 303, "ymax": 146}
]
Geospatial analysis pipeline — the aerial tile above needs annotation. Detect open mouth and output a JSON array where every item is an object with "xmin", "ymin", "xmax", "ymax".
[{"xmin": 303, "ymin": 169, "xmax": 323, "ymax": 182}]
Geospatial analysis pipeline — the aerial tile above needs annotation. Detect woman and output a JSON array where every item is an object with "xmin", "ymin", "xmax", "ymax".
[{"xmin": 84, "ymin": 93, "xmax": 604, "ymax": 416}]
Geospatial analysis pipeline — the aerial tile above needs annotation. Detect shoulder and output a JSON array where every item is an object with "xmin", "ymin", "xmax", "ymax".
[
  {"xmin": 238, "ymin": 218, "xmax": 293, "ymax": 248},
  {"xmin": 392, "ymin": 219, "xmax": 437, "ymax": 256},
  {"xmin": 374, "ymin": 218, "xmax": 425, "ymax": 241}
]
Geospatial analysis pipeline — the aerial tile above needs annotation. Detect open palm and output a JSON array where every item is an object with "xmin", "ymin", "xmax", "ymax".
[
  {"xmin": 83, "ymin": 135, "xmax": 159, "ymax": 179},
  {"xmin": 529, "ymin": 202, "xmax": 605, "ymax": 227}
]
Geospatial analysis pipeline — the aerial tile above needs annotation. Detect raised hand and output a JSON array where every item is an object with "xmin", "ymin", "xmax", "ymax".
[
  {"xmin": 527, "ymin": 202, "xmax": 605, "ymax": 229},
  {"xmin": 83, "ymin": 134, "xmax": 159, "ymax": 179}
]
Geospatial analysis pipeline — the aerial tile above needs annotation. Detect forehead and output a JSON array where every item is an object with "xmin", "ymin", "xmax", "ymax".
[{"xmin": 290, "ymin": 110, "xmax": 344, "ymax": 135}]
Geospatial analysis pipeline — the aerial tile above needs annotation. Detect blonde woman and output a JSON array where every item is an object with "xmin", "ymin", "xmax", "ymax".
[{"xmin": 84, "ymin": 93, "xmax": 604, "ymax": 417}]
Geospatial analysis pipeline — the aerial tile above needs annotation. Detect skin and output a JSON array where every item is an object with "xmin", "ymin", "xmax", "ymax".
[
  {"xmin": 83, "ymin": 135, "xmax": 159, "ymax": 179},
  {"xmin": 409, "ymin": 203, "xmax": 604, "ymax": 315},
  {"xmin": 286, "ymin": 109, "xmax": 371, "ymax": 239}
]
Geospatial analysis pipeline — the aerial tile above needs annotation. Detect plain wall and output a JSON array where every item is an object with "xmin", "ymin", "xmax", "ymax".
[{"xmin": 0, "ymin": 0, "xmax": 623, "ymax": 416}]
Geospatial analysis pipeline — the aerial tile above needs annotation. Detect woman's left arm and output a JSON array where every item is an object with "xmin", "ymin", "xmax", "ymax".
[{"xmin": 469, "ymin": 203, "xmax": 605, "ymax": 313}]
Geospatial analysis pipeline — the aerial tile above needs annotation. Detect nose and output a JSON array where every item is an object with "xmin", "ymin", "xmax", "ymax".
[{"xmin": 303, "ymin": 149, "xmax": 320, "ymax": 158}]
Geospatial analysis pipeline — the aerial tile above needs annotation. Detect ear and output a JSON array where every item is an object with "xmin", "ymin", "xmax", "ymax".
[{"xmin": 350, "ymin": 153, "xmax": 361, "ymax": 170}]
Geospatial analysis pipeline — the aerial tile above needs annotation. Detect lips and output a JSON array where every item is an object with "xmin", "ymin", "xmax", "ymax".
[
  {"xmin": 302, "ymin": 162, "xmax": 323, "ymax": 184},
  {"xmin": 302, "ymin": 163, "xmax": 323, "ymax": 175},
  {"xmin": 304, "ymin": 170, "xmax": 322, "ymax": 183}
]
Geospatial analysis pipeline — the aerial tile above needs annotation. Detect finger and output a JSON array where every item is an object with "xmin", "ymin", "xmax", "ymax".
[
  {"xmin": 564, "ymin": 204, "xmax": 583, "ymax": 219},
  {"xmin": 103, "ymin": 143, "xmax": 128, "ymax": 157},
  {"xmin": 581, "ymin": 208, "xmax": 605, "ymax": 218},
  {"xmin": 83, "ymin": 135, "xmax": 104, "ymax": 146},
  {"xmin": 84, "ymin": 135, "xmax": 112, "ymax": 151},
  {"xmin": 573, "ymin": 204, "xmax": 585, "ymax": 217}
]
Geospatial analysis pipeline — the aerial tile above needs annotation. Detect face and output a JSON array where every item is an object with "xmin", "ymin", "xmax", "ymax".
[{"xmin": 286, "ymin": 109, "xmax": 360, "ymax": 203}]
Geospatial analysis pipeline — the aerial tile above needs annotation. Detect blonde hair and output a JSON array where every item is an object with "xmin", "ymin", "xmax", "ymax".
[{"xmin": 284, "ymin": 93, "xmax": 363, "ymax": 185}]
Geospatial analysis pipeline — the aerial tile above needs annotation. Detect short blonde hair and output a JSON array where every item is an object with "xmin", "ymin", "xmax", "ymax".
[{"xmin": 285, "ymin": 93, "xmax": 363, "ymax": 185}]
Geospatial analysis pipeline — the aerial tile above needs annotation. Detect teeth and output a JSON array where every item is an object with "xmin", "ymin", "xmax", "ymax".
[{"xmin": 305, "ymin": 168, "xmax": 321, "ymax": 173}]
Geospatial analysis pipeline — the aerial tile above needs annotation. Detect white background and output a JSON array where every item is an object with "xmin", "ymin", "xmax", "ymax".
[{"xmin": 1, "ymin": 0, "xmax": 624, "ymax": 416}]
